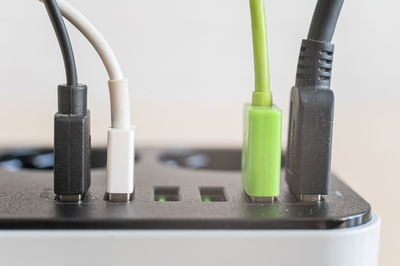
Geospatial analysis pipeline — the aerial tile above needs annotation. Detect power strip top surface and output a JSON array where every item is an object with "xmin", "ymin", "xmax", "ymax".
[{"xmin": 0, "ymin": 148, "xmax": 371, "ymax": 230}]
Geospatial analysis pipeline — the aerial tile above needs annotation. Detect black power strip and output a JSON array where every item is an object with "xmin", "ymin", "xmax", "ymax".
[{"xmin": 0, "ymin": 148, "xmax": 370, "ymax": 230}]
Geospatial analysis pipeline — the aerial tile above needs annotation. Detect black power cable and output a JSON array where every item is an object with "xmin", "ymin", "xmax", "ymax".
[
  {"xmin": 43, "ymin": 0, "xmax": 91, "ymax": 201},
  {"xmin": 286, "ymin": 0, "xmax": 344, "ymax": 201},
  {"xmin": 44, "ymin": 0, "xmax": 78, "ymax": 85},
  {"xmin": 307, "ymin": 0, "xmax": 344, "ymax": 43}
]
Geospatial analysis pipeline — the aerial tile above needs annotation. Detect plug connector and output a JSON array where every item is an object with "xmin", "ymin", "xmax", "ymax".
[
  {"xmin": 242, "ymin": 103, "xmax": 282, "ymax": 201},
  {"xmin": 105, "ymin": 127, "xmax": 134, "ymax": 202},
  {"xmin": 104, "ymin": 79, "xmax": 134, "ymax": 202},
  {"xmin": 54, "ymin": 84, "xmax": 91, "ymax": 201},
  {"xmin": 242, "ymin": 0, "xmax": 282, "ymax": 202},
  {"xmin": 286, "ymin": 39, "xmax": 335, "ymax": 200},
  {"xmin": 286, "ymin": 85, "xmax": 334, "ymax": 199}
]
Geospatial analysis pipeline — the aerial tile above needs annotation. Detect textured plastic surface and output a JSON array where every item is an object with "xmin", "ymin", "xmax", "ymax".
[
  {"xmin": 295, "ymin": 39, "xmax": 335, "ymax": 89},
  {"xmin": 0, "ymin": 148, "xmax": 370, "ymax": 230},
  {"xmin": 286, "ymin": 39, "xmax": 335, "ymax": 196},
  {"xmin": 286, "ymin": 86, "xmax": 334, "ymax": 195},
  {"xmin": 242, "ymin": 104, "xmax": 282, "ymax": 197},
  {"xmin": 54, "ymin": 84, "xmax": 91, "ymax": 196},
  {"xmin": 54, "ymin": 112, "xmax": 91, "ymax": 195}
]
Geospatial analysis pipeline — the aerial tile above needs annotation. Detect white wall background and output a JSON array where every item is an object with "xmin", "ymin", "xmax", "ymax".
[{"xmin": 0, "ymin": 1, "xmax": 399, "ymax": 265}]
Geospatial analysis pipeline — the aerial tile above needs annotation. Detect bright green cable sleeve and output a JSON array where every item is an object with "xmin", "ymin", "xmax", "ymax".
[
  {"xmin": 250, "ymin": 0, "xmax": 272, "ymax": 107},
  {"xmin": 242, "ymin": 0, "xmax": 282, "ymax": 199}
]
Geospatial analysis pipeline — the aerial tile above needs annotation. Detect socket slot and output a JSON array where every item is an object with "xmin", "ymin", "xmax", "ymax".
[
  {"xmin": 200, "ymin": 187, "xmax": 227, "ymax": 202},
  {"xmin": 0, "ymin": 148, "xmax": 371, "ymax": 230},
  {"xmin": 154, "ymin": 187, "xmax": 180, "ymax": 202}
]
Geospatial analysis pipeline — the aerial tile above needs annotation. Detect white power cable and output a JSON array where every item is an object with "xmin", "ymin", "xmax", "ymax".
[
  {"xmin": 39, "ymin": 0, "xmax": 134, "ymax": 200},
  {"xmin": 40, "ymin": 0, "xmax": 131, "ymax": 129},
  {"xmin": 51, "ymin": 0, "xmax": 123, "ymax": 80}
]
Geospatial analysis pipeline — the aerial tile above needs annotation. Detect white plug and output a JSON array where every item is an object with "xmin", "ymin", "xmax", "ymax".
[
  {"xmin": 106, "ymin": 127, "xmax": 134, "ymax": 202},
  {"xmin": 106, "ymin": 79, "xmax": 134, "ymax": 202}
]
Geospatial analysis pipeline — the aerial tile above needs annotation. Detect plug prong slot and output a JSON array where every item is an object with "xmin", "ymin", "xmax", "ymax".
[
  {"xmin": 200, "ymin": 187, "xmax": 227, "ymax": 202},
  {"xmin": 154, "ymin": 187, "xmax": 180, "ymax": 202}
]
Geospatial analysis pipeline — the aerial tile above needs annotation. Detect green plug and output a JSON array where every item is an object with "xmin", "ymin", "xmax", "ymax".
[
  {"xmin": 242, "ymin": 104, "xmax": 281, "ymax": 198},
  {"xmin": 242, "ymin": 0, "xmax": 282, "ymax": 200}
]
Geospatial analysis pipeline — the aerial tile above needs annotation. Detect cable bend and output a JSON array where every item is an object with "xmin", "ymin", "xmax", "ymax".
[
  {"xmin": 39, "ymin": 0, "xmax": 131, "ymax": 129},
  {"xmin": 43, "ymin": 0, "xmax": 78, "ymax": 86}
]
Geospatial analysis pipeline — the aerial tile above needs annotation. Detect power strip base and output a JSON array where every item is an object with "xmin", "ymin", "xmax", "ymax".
[{"xmin": 0, "ymin": 212, "xmax": 380, "ymax": 266}]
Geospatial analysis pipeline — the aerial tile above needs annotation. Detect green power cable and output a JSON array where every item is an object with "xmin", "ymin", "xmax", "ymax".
[
  {"xmin": 250, "ymin": 0, "xmax": 272, "ymax": 107},
  {"xmin": 242, "ymin": 0, "xmax": 282, "ymax": 199}
]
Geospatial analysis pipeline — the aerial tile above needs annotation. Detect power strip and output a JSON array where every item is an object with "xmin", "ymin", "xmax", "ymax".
[{"xmin": 0, "ymin": 148, "xmax": 380, "ymax": 265}]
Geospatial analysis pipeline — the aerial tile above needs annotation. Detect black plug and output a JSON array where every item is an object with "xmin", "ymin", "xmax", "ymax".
[
  {"xmin": 54, "ymin": 84, "xmax": 91, "ymax": 202},
  {"xmin": 286, "ymin": 39, "xmax": 335, "ymax": 202},
  {"xmin": 286, "ymin": 0, "xmax": 343, "ymax": 202}
]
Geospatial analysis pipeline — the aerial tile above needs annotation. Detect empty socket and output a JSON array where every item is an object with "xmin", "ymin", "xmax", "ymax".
[
  {"xmin": 200, "ymin": 187, "xmax": 227, "ymax": 202},
  {"xmin": 154, "ymin": 187, "xmax": 180, "ymax": 202}
]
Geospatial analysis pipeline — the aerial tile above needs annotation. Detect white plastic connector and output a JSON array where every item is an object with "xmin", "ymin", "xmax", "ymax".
[
  {"xmin": 106, "ymin": 127, "xmax": 135, "ymax": 200},
  {"xmin": 106, "ymin": 79, "xmax": 134, "ymax": 202}
]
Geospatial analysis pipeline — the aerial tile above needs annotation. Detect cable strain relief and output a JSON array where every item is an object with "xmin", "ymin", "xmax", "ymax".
[
  {"xmin": 108, "ymin": 79, "xmax": 131, "ymax": 129},
  {"xmin": 295, "ymin": 39, "xmax": 335, "ymax": 89},
  {"xmin": 252, "ymin": 91, "xmax": 272, "ymax": 107},
  {"xmin": 58, "ymin": 84, "xmax": 87, "ymax": 115}
]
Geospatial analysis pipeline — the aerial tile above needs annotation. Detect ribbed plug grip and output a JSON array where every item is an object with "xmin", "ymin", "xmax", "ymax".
[{"xmin": 295, "ymin": 39, "xmax": 335, "ymax": 89}]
